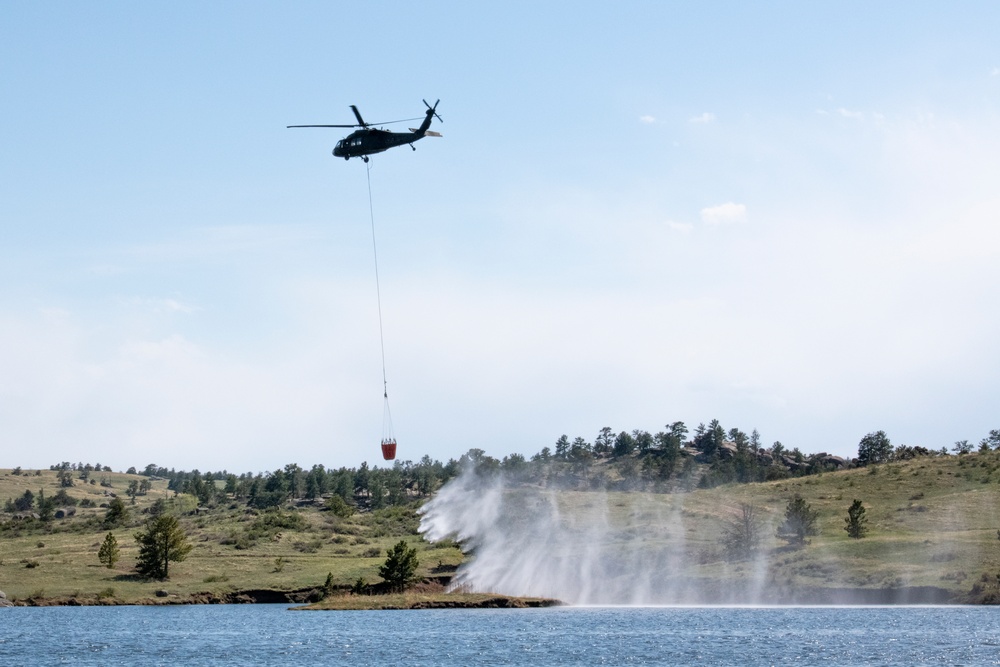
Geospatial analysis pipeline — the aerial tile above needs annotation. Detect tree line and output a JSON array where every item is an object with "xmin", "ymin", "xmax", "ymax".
[{"xmin": 18, "ymin": 422, "xmax": 999, "ymax": 514}]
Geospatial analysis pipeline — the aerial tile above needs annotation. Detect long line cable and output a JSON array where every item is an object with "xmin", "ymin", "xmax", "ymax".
[{"xmin": 366, "ymin": 161, "xmax": 394, "ymax": 440}]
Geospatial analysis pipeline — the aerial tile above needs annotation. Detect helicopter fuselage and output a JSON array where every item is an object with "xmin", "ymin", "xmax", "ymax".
[{"xmin": 333, "ymin": 128, "xmax": 423, "ymax": 160}]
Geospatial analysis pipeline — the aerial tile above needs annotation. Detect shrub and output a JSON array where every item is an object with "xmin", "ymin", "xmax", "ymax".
[{"xmin": 325, "ymin": 495, "xmax": 355, "ymax": 518}]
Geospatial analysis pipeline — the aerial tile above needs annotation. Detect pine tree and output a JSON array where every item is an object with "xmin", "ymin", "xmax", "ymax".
[
  {"xmin": 378, "ymin": 540, "xmax": 419, "ymax": 592},
  {"xmin": 721, "ymin": 502, "xmax": 763, "ymax": 561},
  {"xmin": 104, "ymin": 497, "xmax": 130, "ymax": 527},
  {"xmin": 98, "ymin": 532, "xmax": 120, "ymax": 569},
  {"xmin": 777, "ymin": 495, "xmax": 819, "ymax": 546},
  {"xmin": 134, "ymin": 514, "xmax": 192, "ymax": 580},
  {"xmin": 844, "ymin": 499, "xmax": 869, "ymax": 539}
]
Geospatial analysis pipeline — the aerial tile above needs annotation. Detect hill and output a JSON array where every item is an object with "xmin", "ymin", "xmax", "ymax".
[
  {"xmin": 2, "ymin": 449, "xmax": 999, "ymax": 605},
  {"xmin": 421, "ymin": 449, "xmax": 1000, "ymax": 604},
  {"xmin": 0, "ymin": 468, "xmax": 462, "ymax": 605}
]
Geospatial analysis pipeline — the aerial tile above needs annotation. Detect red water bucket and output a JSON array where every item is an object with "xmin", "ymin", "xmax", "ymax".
[{"xmin": 381, "ymin": 439, "xmax": 397, "ymax": 461}]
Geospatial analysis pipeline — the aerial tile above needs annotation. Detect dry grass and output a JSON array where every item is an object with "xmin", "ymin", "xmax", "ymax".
[
  {"xmin": 533, "ymin": 451, "xmax": 1000, "ymax": 596},
  {"xmin": 0, "ymin": 469, "xmax": 462, "ymax": 603},
  {"xmin": 2, "ymin": 452, "xmax": 999, "ymax": 604}
]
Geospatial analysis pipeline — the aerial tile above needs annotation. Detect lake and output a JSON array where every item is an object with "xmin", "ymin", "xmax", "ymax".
[{"xmin": 1, "ymin": 605, "xmax": 998, "ymax": 665}]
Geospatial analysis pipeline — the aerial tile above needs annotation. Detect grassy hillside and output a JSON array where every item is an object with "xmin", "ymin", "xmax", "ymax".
[
  {"xmin": 0, "ymin": 469, "xmax": 462, "ymax": 604},
  {"xmin": 670, "ymin": 452, "xmax": 991, "ymax": 599},
  {"xmin": 427, "ymin": 450, "xmax": 1000, "ymax": 604},
  {"xmin": 2, "ymin": 450, "xmax": 999, "ymax": 605}
]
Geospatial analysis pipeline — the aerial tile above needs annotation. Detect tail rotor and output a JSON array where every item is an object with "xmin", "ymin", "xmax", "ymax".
[{"xmin": 423, "ymin": 98, "xmax": 443, "ymax": 123}]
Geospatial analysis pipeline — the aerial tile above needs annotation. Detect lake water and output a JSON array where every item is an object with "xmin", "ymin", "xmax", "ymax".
[{"xmin": 1, "ymin": 605, "xmax": 998, "ymax": 665}]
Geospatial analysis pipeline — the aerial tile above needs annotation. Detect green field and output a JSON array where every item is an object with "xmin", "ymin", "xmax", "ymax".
[
  {"xmin": 0, "ymin": 469, "xmax": 462, "ymax": 604},
  {"xmin": 535, "ymin": 451, "xmax": 1000, "ymax": 602},
  {"xmin": 2, "ymin": 450, "xmax": 999, "ymax": 605}
]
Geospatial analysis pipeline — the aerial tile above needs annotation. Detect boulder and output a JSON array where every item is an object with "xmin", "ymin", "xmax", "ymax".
[
  {"xmin": 0, "ymin": 590, "xmax": 12, "ymax": 607},
  {"xmin": 717, "ymin": 442, "xmax": 738, "ymax": 459},
  {"xmin": 818, "ymin": 455, "xmax": 847, "ymax": 469},
  {"xmin": 781, "ymin": 455, "xmax": 807, "ymax": 471}
]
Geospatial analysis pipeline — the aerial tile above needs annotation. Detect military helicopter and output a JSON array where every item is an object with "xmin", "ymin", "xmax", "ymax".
[{"xmin": 287, "ymin": 99, "xmax": 442, "ymax": 162}]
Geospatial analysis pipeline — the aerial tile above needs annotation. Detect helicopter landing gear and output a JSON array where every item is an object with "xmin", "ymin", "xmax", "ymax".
[
  {"xmin": 411, "ymin": 145, "xmax": 416, "ymax": 151},
  {"xmin": 362, "ymin": 156, "xmax": 369, "ymax": 163}
]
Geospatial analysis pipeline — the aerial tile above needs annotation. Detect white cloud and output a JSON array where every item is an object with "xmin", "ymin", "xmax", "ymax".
[
  {"xmin": 689, "ymin": 112, "xmax": 715, "ymax": 124},
  {"xmin": 992, "ymin": 67, "xmax": 999, "ymax": 77},
  {"xmin": 699, "ymin": 202, "xmax": 747, "ymax": 225},
  {"xmin": 837, "ymin": 108, "xmax": 863, "ymax": 119},
  {"xmin": 639, "ymin": 115, "xmax": 656, "ymax": 124}
]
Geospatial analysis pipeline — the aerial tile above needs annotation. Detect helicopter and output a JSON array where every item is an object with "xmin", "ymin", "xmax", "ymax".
[{"xmin": 287, "ymin": 99, "xmax": 442, "ymax": 162}]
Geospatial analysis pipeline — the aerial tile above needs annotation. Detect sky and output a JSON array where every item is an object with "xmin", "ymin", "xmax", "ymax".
[{"xmin": 2, "ymin": 2, "xmax": 999, "ymax": 472}]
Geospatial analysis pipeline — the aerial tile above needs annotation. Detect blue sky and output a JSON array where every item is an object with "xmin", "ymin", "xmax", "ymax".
[{"xmin": 2, "ymin": 2, "xmax": 999, "ymax": 472}]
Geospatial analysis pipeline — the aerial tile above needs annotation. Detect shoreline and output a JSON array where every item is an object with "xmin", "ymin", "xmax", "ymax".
[{"xmin": 3, "ymin": 584, "xmax": 992, "ymax": 607}]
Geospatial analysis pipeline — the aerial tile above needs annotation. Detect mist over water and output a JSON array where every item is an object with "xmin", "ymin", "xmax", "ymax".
[{"xmin": 419, "ymin": 469, "xmax": 773, "ymax": 605}]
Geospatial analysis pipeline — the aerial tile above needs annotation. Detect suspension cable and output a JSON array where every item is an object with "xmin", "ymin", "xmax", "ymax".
[{"xmin": 366, "ymin": 161, "xmax": 394, "ymax": 440}]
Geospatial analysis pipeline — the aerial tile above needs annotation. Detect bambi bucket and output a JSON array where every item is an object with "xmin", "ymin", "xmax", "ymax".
[{"xmin": 381, "ymin": 439, "xmax": 397, "ymax": 461}]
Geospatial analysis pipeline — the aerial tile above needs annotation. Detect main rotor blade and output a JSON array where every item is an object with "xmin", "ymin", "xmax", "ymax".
[
  {"xmin": 350, "ymin": 105, "xmax": 366, "ymax": 127},
  {"xmin": 286, "ymin": 124, "xmax": 357, "ymax": 128},
  {"xmin": 365, "ymin": 116, "xmax": 423, "ymax": 125}
]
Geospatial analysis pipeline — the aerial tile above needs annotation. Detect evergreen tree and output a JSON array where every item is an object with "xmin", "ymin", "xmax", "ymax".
[
  {"xmin": 105, "ymin": 497, "xmax": 130, "ymax": 527},
  {"xmin": 126, "ymin": 479, "xmax": 140, "ymax": 503},
  {"xmin": 844, "ymin": 499, "xmax": 869, "ymax": 539},
  {"xmin": 952, "ymin": 439, "xmax": 973, "ymax": 455},
  {"xmin": 326, "ymin": 494, "xmax": 355, "ymax": 518},
  {"xmin": 554, "ymin": 435, "xmax": 570, "ymax": 459},
  {"xmin": 134, "ymin": 514, "xmax": 192, "ymax": 580},
  {"xmin": 13, "ymin": 489, "xmax": 34, "ymax": 512},
  {"xmin": 98, "ymin": 532, "xmax": 120, "ymax": 569},
  {"xmin": 354, "ymin": 462, "xmax": 370, "ymax": 496},
  {"xmin": 37, "ymin": 489, "xmax": 55, "ymax": 522},
  {"xmin": 721, "ymin": 502, "xmax": 763, "ymax": 561},
  {"xmin": 668, "ymin": 421, "xmax": 688, "ymax": 444},
  {"xmin": 378, "ymin": 540, "xmax": 419, "ymax": 592},
  {"xmin": 612, "ymin": 431, "xmax": 636, "ymax": 457},
  {"xmin": 594, "ymin": 426, "xmax": 615, "ymax": 456},
  {"xmin": 777, "ymin": 495, "xmax": 819, "ymax": 546}
]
